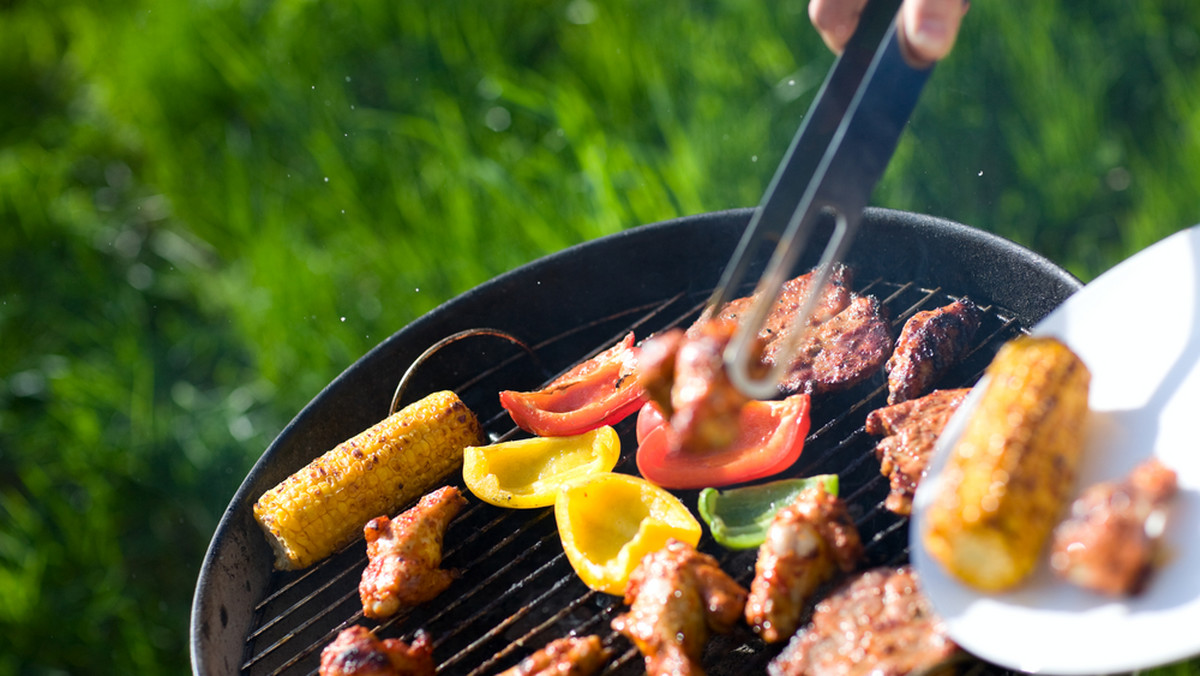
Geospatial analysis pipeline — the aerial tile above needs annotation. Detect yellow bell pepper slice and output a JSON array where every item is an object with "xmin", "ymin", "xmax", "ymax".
[
  {"xmin": 554, "ymin": 472, "xmax": 702, "ymax": 595},
  {"xmin": 462, "ymin": 426, "xmax": 620, "ymax": 508}
]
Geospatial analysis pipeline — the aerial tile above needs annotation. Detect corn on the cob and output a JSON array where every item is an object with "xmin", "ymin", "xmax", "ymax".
[
  {"xmin": 253, "ymin": 390, "xmax": 483, "ymax": 570},
  {"xmin": 922, "ymin": 336, "xmax": 1090, "ymax": 592}
]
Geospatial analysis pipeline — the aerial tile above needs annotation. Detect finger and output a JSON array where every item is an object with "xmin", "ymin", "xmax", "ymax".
[
  {"xmin": 809, "ymin": 0, "xmax": 870, "ymax": 55},
  {"xmin": 899, "ymin": 0, "xmax": 969, "ymax": 65}
]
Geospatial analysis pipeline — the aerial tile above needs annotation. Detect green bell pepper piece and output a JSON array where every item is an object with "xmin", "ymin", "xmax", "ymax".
[{"xmin": 697, "ymin": 474, "xmax": 839, "ymax": 550}]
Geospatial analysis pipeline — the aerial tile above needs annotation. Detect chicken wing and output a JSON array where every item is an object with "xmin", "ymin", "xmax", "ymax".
[
  {"xmin": 638, "ymin": 319, "xmax": 760, "ymax": 453},
  {"xmin": 865, "ymin": 388, "xmax": 969, "ymax": 515},
  {"xmin": 359, "ymin": 485, "xmax": 467, "ymax": 619},
  {"xmin": 745, "ymin": 484, "xmax": 863, "ymax": 643},
  {"xmin": 498, "ymin": 635, "xmax": 610, "ymax": 676},
  {"xmin": 885, "ymin": 298, "xmax": 981, "ymax": 405},
  {"xmin": 611, "ymin": 539, "xmax": 748, "ymax": 676},
  {"xmin": 1050, "ymin": 457, "xmax": 1178, "ymax": 596},
  {"xmin": 319, "ymin": 626, "xmax": 435, "ymax": 676}
]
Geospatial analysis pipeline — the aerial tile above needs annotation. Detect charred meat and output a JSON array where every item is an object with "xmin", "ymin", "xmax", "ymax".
[
  {"xmin": 885, "ymin": 298, "xmax": 982, "ymax": 405},
  {"xmin": 359, "ymin": 485, "xmax": 467, "ymax": 619},
  {"xmin": 611, "ymin": 538, "xmax": 748, "ymax": 676},
  {"xmin": 1050, "ymin": 457, "xmax": 1179, "ymax": 596},
  {"xmin": 699, "ymin": 265, "xmax": 892, "ymax": 396},
  {"xmin": 768, "ymin": 565, "xmax": 959, "ymax": 676},
  {"xmin": 498, "ymin": 635, "xmax": 610, "ymax": 676},
  {"xmin": 745, "ymin": 484, "xmax": 864, "ymax": 643},
  {"xmin": 865, "ymin": 388, "xmax": 970, "ymax": 515},
  {"xmin": 319, "ymin": 626, "xmax": 435, "ymax": 676}
]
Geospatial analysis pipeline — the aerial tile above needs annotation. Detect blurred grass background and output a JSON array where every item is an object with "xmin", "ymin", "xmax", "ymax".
[{"xmin": 2, "ymin": 0, "xmax": 1199, "ymax": 673}]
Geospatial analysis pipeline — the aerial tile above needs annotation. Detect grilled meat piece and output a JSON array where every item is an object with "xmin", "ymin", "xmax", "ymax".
[
  {"xmin": 639, "ymin": 320, "xmax": 762, "ymax": 453},
  {"xmin": 700, "ymin": 265, "xmax": 892, "ymax": 396},
  {"xmin": 359, "ymin": 485, "xmax": 467, "ymax": 619},
  {"xmin": 745, "ymin": 484, "xmax": 864, "ymax": 643},
  {"xmin": 865, "ymin": 388, "xmax": 970, "ymax": 515},
  {"xmin": 780, "ymin": 294, "xmax": 893, "ymax": 395},
  {"xmin": 705, "ymin": 264, "xmax": 855, "ymax": 349},
  {"xmin": 319, "ymin": 626, "xmax": 435, "ymax": 676},
  {"xmin": 1050, "ymin": 457, "xmax": 1178, "ymax": 596},
  {"xmin": 498, "ymin": 635, "xmax": 610, "ymax": 676},
  {"xmin": 769, "ymin": 565, "xmax": 959, "ymax": 676},
  {"xmin": 611, "ymin": 538, "xmax": 748, "ymax": 676},
  {"xmin": 886, "ymin": 298, "xmax": 982, "ymax": 404}
]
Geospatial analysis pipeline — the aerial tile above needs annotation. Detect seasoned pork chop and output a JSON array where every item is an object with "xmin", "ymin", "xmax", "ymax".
[
  {"xmin": 865, "ymin": 388, "xmax": 969, "ymax": 515},
  {"xmin": 768, "ymin": 565, "xmax": 959, "ymax": 676}
]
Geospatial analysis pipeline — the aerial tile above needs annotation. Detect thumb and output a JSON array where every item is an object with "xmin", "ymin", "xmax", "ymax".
[{"xmin": 900, "ymin": 0, "xmax": 969, "ymax": 65}]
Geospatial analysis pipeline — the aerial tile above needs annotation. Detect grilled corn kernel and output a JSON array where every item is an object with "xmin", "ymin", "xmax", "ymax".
[
  {"xmin": 253, "ymin": 390, "xmax": 483, "ymax": 570},
  {"xmin": 923, "ymin": 336, "xmax": 1090, "ymax": 592}
]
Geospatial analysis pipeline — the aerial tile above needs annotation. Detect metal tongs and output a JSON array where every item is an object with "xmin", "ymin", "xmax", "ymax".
[{"xmin": 711, "ymin": 0, "xmax": 934, "ymax": 399}]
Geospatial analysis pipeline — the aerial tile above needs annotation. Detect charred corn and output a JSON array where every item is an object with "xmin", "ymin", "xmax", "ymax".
[
  {"xmin": 923, "ymin": 336, "xmax": 1090, "ymax": 592},
  {"xmin": 253, "ymin": 390, "xmax": 483, "ymax": 570}
]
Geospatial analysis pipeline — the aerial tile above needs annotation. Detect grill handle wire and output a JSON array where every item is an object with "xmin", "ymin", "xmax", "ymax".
[{"xmin": 711, "ymin": 0, "xmax": 934, "ymax": 399}]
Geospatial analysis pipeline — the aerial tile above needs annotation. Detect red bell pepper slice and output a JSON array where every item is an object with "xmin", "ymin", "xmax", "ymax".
[
  {"xmin": 500, "ymin": 332, "xmax": 647, "ymax": 437},
  {"xmin": 634, "ymin": 393, "xmax": 811, "ymax": 489}
]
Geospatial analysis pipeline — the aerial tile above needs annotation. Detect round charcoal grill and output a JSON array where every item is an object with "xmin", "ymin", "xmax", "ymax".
[{"xmin": 191, "ymin": 208, "xmax": 1081, "ymax": 676}]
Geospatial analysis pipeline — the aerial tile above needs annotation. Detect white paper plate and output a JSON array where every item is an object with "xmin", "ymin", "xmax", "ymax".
[{"xmin": 911, "ymin": 224, "xmax": 1200, "ymax": 675}]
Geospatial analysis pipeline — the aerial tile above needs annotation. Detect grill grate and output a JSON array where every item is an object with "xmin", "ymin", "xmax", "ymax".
[{"xmin": 240, "ymin": 277, "xmax": 1028, "ymax": 676}]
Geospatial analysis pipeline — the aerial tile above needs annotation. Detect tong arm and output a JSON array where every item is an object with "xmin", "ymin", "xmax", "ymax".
[{"xmin": 712, "ymin": 0, "xmax": 933, "ymax": 399}]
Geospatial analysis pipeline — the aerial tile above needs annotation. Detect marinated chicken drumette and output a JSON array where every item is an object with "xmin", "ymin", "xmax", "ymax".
[
  {"xmin": 745, "ymin": 484, "xmax": 863, "ymax": 643},
  {"xmin": 359, "ymin": 485, "xmax": 467, "ymax": 619},
  {"xmin": 319, "ymin": 626, "xmax": 435, "ymax": 676},
  {"xmin": 611, "ymin": 539, "xmax": 748, "ymax": 676},
  {"xmin": 865, "ymin": 388, "xmax": 970, "ymax": 515},
  {"xmin": 1050, "ymin": 457, "xmax": 1178, "ymax": 596},
  {"xmin": 885, "ymin": 298, "xmax": 981, "ymax": 405},
  {"xmin": 769, "ymin": 566, "xmax": 959, "ymax": 676},
  {"xmin": 498, "ymin": 635, "xmax": 610, "ymax": 676},
  {"xmin": 638, "ymin": 319, "xmax": 759, "ymax": 453}
]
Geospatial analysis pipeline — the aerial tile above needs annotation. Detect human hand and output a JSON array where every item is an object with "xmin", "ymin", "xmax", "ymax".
[{"xmin": 808, "ymin": 0, "xmax": 968, "ymax": 64}]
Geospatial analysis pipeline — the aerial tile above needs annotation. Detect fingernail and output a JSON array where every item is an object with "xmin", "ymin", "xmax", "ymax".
[{"xmin": 907, "ymin": 16, "xmax": 951, "ymax": 59}]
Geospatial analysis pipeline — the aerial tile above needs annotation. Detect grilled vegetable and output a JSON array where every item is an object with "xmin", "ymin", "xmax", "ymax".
[
  {"xmin": 253, "ymin": 390, "xmax": 484, "ymax": 570},
  {"xmin": 500, "ymin": 332, "xmax": 647, "ymax": 437},
  {"xmin": 922, "ymin": 336, "xmax": 1091, "ymax": 591},
  {"xmin": 554, "ymin": 472, "xmax": 701, "ymax": 595},
  {"xmin": 697, "ymin": 474, "xmax": 839, "ymax": 550},
  {"xmin": 635, "ymin": 393, "xmax": 811, "ymax": 489},
  {"xmin": 462, "ymin": 426, "xmax": 621, "ymax": 508}
]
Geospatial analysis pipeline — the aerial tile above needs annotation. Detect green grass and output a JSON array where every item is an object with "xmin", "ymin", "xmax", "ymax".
[{"xmin": 3, "ymin": 0, "xmax": 1200, "ymax": 673}]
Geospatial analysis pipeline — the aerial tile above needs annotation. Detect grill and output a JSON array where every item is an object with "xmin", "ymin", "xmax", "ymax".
[{"xmin": 191, "ymin": 207, "xmax": 1081, "ymax": 675}]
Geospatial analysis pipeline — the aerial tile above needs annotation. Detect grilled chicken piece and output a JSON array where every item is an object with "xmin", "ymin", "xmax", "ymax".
[
  {"xmin": 639, "ymin": 320, "xmax": 761, "ymax": 453},
  {"xmin": 498, "ymin": 635, "xmax": 610, "ymax": 676},
  {"xmin": 865, "ymin": 388, "xmax": 970, "ymax": 515},
  {"xmin": 745, "ymin": 484, "xmax": 864, "ymax": 643},
  {"xmin": 885, "ymin": 298, "xmax": 981, "ymax": 405},
  {"xmin": 359, "ymin": 485, "xmax": 467, "ymax": 619},
  {"xmin": 769, "ymin": 566, "xmax": 959, "ymax": 676},
  {"xmin": 1050, "ymin": 457, "xmax": 1178, "ymax": 596},
  {"xmin": 700, "ymin": 265, "xmax": 892, "ymax": 396},
  {"xmin": 319, "ymin": 626, "xmax": 435, "ymax": 676},
  {"xmin": 611, "ymin": 538, "xmax": 748, "ymax": 676}
]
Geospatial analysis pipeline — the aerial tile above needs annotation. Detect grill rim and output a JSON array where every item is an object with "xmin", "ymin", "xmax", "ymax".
[{"xmin": 190, "ymin": 207, "xmax": 1082, "ymax": 675}]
